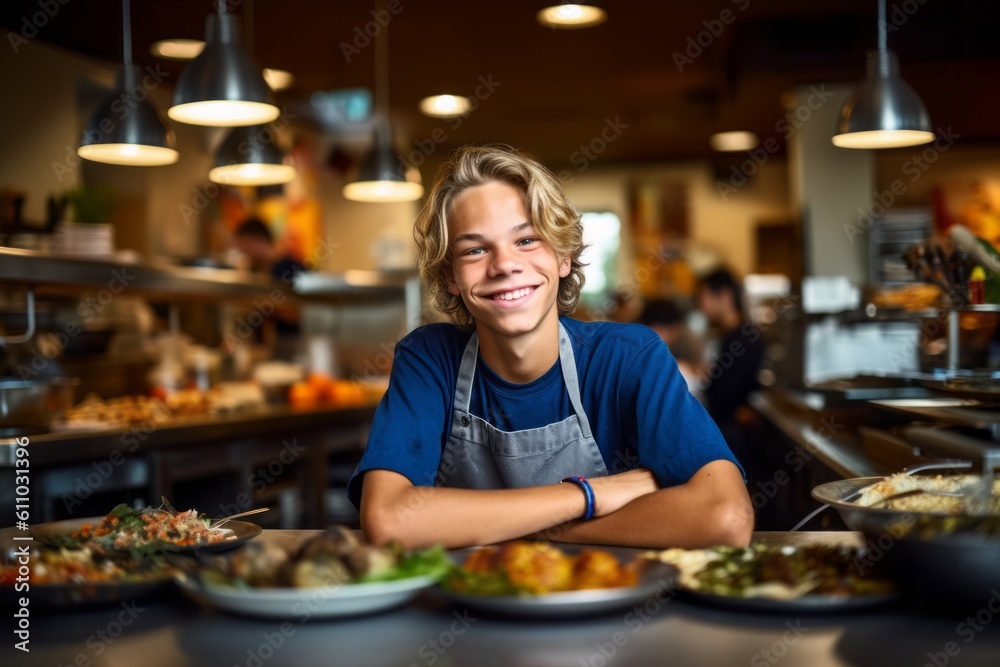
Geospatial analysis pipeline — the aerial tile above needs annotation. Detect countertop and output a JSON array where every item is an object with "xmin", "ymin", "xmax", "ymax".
[
  {"xmin": 4, "ymin": 529, "xmax": 1000, "ymax": 667},
  {"xmin": 0, "ymin": 403, "xmax": 378, "ymax": 467},
  {"xmin": 750, "ymin": 388, "xmax": 884, "ymax": 479}
]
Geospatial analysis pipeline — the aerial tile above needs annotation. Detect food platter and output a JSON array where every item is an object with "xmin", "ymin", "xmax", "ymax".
[
  {"xmin": 30, "ymin": 516, "xmax": 262, "ymax": 554},
  {"xmin": 0, "ymin": 547, "xmax": 176, "ymax": 609},
  {"xmin": 811, "ymin": 475, "xmax": 1000, "ymax": 533},
  {"xmin": 437, "ymin": 546, "xmax": 676, "ymax": 618},
  {"xmin": 176, "ymin": 573, "xmax": 438, "ymax": 620},
  {"xmin": 646, "ymin": 545, "xmax": 897, "ymax": 614},
  {"xmin": 673, "ymin": 586, "xmax": 897, "ymax": 613}
]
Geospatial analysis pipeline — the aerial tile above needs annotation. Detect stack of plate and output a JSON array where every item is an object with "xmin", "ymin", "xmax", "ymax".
[{"xmin": 52, "ymin": 222, "xmax": 114, "ymax": 257}]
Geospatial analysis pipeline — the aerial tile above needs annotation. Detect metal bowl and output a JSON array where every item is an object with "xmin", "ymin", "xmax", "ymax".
[
  {"xmin": 0, "ymin": 377, "xmax": 78, "ymax": 428},
  {"xmin": 812, "ymin": 476, "xmax": 1000, "ymax": 608},
  {"xmin": 0, "ymin": 379, "xmax": 50, "ymax": 427}
]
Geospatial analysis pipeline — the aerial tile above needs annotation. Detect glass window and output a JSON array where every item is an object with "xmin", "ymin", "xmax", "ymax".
[{"xmin": 578, "ymin": 211, "xmax": 621, "ymax": 306}]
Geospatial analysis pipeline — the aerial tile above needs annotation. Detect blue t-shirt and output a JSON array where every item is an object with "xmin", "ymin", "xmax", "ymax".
[{"xmin": 347, "ymin": 316, "xmax": 743, "ymax": 508}]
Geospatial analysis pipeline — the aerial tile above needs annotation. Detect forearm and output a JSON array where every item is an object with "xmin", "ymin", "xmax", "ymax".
[
  {"xmin": 546, "ymin": 488, "xmax": 751, "ymax": 549},
  {"xmin": 361, "ymin": 472, "xmax": 587, "ymax": 549},
  {"xmin": 547, "ymin": 462, "xmax": 754, "ymax": 549}
]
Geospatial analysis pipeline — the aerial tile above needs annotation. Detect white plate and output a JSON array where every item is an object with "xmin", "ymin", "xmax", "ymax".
[
  {"xmin": 177, "ymin": 575, "xmax": 437, "ymax": 620},
  {"xmin": 438, "ymin": 549, "xmax": 677, "ymax": 618}
]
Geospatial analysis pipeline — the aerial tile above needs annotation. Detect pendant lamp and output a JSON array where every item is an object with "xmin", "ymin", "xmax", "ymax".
[
  {"xmin": 77, "ymin": 0, "xmax": 178, "ymax": 166},
  {"xmin": 343, "ymin": 0, "xmax": 423, "ymax": 203},
  {"xmin": 168, "ymin": 0, "xmax": 279, "ymax": 127},
  {"xmin": 832, "ymin": 0, "xmax": 933, "ymax": 149},
  {"xmin": 209, "ymin": 124, "xmax": 295, "ymax": 186},
  {"xmin": 536, "ymin": 3, "xmax": 607, "ymax": 29},
  {"xmin": 343, "ymin": 120, "xmax": 424, "ymax": 202}
]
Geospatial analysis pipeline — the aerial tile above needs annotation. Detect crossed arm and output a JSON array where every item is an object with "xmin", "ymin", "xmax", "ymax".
[{"xmin": 359, "ymin": 459, "xmax": 753, "ymax": 550}]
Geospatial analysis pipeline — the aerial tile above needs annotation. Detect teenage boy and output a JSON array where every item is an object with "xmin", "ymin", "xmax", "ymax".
[{"xmin": 348, "ymin": 145, "xmax": 752, "ymax": 549}]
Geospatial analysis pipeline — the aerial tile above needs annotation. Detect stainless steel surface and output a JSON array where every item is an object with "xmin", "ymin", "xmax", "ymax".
[
  {"xmin": 0, "ymin": 402, "xmax": 376, "ymax": 467},
  {"xmin": 3, "ymin": 530, "xmax": 1000, "ymax": 667},
  {"xmin": 811, "ymin": 471, "xmax": 994, "ymax": 533},
  {"xmin": 948, "ymin": 308, "xmax": 960, "ymax": 370},
  {"xmin": 748, "ymin": 390, "xmax": 877, "ymax": 479},
  {"xmin": 791, "ymin": 460, "xmax": 970, "ymax": 532},
  {"xmin": 903, "ymin": 427, "xmax": 1000, "ymax": 473},
  {"xmin": 0, "ymin": 286, "xmax": 34, "ymax": 346},
  {"xmin": 0, "ymin": 247, "xmax": 410, "ymax": 304}
]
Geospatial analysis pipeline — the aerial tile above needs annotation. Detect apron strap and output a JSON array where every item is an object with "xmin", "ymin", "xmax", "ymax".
[
  {"xmin": 557, "ymin": 321, "xmax": 594, "ymax": 440},
  {"xmin": 453, "ymin": 322, "xmax": 594, "ymax": 441},
  {"xmin": 453, "ymin": 331, "xmax": 480, "ymax": 413}
]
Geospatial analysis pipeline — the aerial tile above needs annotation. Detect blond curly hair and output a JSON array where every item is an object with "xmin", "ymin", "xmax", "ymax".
[{"xmin": 414, "ymin": 144, "xmax": 586, "ymax": 327}]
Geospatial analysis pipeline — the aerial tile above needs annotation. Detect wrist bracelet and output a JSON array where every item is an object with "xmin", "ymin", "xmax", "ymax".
[{"xmin": 562, "ymin": 475, "xmax": 596, "ymax": 520}]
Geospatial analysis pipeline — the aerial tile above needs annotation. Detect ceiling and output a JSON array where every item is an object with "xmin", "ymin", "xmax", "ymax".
[{"xmin": 4, "ymin": 0, "xmax": 1000, "ymax": 169}]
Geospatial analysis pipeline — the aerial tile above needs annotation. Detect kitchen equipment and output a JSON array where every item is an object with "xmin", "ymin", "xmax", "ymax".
[
  {"xmin": 0, "ymin": 377, "xmax": 77, "ymax": 429},
  {"xmin": 870, "ymin": 209, "xmax": 931, "ymax": 286},
  {"xmin": 870, "ymin": 399, "xmax": 1000, "ymax": 439},
  {"xmin": 0, "ymin": 379, "xmax": 49, "ymax": 427},
  {"xmin": 922, "ymin": 376, "xmax": 1000, "ymax": 403},
  {"xmin": 792, "ymin": 460, "xmax": 970, "ymax": 532},
  {"xmin": 811, "ymin": 426, "xmax": 1000, "ymax": 609}
]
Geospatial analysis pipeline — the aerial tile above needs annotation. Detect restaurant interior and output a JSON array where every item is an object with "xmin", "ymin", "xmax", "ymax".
[{"xmin": 2, "ymin": 1, "xmax": 1000, "ymax": 665}]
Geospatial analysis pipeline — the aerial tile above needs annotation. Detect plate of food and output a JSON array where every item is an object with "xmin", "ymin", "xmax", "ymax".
[
  {"xmin": 438, "ymin": 541, "xmax": 676, "ymax": 618},
  {"xmin": 645, "ymin": 544, "xmax": 896, "ymax": 612},
  {"xmin": 0, "ymin": 545, "xmax": 176, "ymax": 608},
  {"xmin": 176, "ymin": 527, "xmax": 450, "ymax": 620},
  {"xmin": 30, "ymin": 499, "xmax": 261, "ymax": 556}
]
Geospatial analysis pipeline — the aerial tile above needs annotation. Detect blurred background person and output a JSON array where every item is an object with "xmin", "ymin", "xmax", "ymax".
[
  {"xmin": 232, "ymin": 217, "xmax": 306, "ymax": 357},
  {"xmin": 233, "ymin": 217, "xmax": 307, "ymax": 285},
  {"xmin": 637, "ymin": 298, "xmax": 705, "ymax": 401},
  {"xmin": 697, "ymin": 267, "xmax": 766, "ymax": 484}
]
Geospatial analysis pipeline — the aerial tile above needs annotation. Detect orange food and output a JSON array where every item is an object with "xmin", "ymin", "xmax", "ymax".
[
  {"xmin": 307, "ymin": 372, "xmax": 334, "ymax": 391},
  {"xmin": 288, "ymin": 382, "xmax": 320, "ymax": 409},
  {"xmin": 327, "ymin": 379, "xmax": 366, "ymax": 406},
  {"xmin": 496, "ymin": 542, "xmax": 574, "ymax": 594},
  {"xmin": 454, "ymin": 541, "xmax": 637, "ymax": 595},
  {"xmin": 574, "ymin": 549, "xmax": 638, "ymax": 590}
]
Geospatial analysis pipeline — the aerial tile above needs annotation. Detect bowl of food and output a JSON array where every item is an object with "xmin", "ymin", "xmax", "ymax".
[{"xmin": 176, "ymin": 527, "xmax": 451, "ymax": 620}]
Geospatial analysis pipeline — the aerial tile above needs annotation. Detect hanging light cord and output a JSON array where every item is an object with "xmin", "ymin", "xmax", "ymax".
[
  {"xmin": 122, "ymin": 0, "xmax": 131, "ymax": 66},
  {"xmin": 246, "ymin": 0, "xmax": 254, "ymax": 55},
  {"xmin": 375, "ymin": 0, "xmax": 390, "ymax": 135},
  {"xmin": 877, "ymin": 0, "xmax": 886, "ymax": 55}
]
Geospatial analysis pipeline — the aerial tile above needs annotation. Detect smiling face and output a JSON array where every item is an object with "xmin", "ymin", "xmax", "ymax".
[{"xmin": 445, "ymin": 180, "xmax": 570, "ymax": 346}]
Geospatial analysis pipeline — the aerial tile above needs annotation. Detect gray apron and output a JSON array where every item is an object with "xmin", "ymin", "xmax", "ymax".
[{"xmin": 437, "ymin": 322, "xmax": 608, "ymax": 489}]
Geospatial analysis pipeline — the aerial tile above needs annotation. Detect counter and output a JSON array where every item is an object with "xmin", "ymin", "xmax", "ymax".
[
  {"xmin": 3, "ymin": 530, "xmax": 999, "ymax": 667},
  {"xmin": 0, "ymin": 404, "xmax": 377, "ymax": 526}
]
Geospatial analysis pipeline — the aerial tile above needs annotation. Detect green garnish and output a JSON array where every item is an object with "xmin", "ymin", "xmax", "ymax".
[{"xmin": 359, "ymin": 545, "xmax": 453, "ymax": 583}]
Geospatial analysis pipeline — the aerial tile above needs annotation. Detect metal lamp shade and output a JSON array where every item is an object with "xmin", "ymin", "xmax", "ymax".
[
  {"xmin": 342, "ymin": 135, "xmax": 423, "ymax": 203},
  {"xmin": 77, "ymin": 65, "xmax": 179, "ymax": 166},
  {"xmin": 168, "ymin": 13, "xmax": 279, "ymax": 127},
  {"xmin": 832, "ymin": 49, "xmax": 934, "ymax": 149},
  {"xmin": 208, "ymin": 125, "xmax": 295, "ymax": 186}
]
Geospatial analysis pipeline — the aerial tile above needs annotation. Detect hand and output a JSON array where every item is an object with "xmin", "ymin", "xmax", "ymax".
[{"xmin": 587, "ymin": 468, "xmax": 659, "ymax": 517}]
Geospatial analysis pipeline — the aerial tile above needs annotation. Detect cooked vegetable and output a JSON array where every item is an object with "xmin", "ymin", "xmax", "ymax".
[
  {"xmin": 201, "ymin": 527, "xmax": 450, "ymax": 589},
  {"xmin": 56, "ymin": 499, "xmax": 236, "ymax": 557},
  {"xmin": 649, "ymin": 544, "xmax": 894, "ymax": 599},
  {"xmin": 1, "ymin": 547, "xmax": 173, "ymax": 586},
  {"xmin": 443, "ymin": 542, "xmax": 638, "ymax": 596}
]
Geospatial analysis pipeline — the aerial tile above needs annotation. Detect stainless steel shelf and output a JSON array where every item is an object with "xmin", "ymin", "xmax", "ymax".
[{"xmin": 0, "ymin": 247, "xmax": 415, "ymax": 304}]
